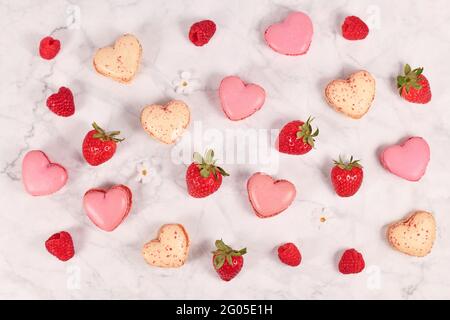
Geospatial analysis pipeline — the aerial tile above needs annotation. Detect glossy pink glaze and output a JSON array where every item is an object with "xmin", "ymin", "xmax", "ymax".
[
  {"xmin": 83, "ymin": 185, "xmax": 132, "ymax": 232},
  {"xmin": 22, "ymin": 150, "xmax": 68, "ymax": 196},
  {"xmin": 219, "ymin": 76, "xmax": 266, "ymax": 121},
  {"xmin": 380, "ymin": 137, "xmax": 430, "ymax": 181},
  {"xmin": 247, "ymin": 172, "xmax": 296, "ymax": 218},
  {"xmin": 264, "ymin": 11, "xmax": 314, "ymax": 56}
]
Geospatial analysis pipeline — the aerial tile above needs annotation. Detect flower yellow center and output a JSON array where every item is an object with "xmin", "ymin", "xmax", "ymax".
[
  {"xmin": 141, "ymin": 169, "xmax": 148, "ymax": 176},
  {"xmin": 181, "ymin": 80, "xmax": 188, "ymax": 87},
  {"xmin": 320, "ymin": 216, "xmax": 326, "ymax": 223}
]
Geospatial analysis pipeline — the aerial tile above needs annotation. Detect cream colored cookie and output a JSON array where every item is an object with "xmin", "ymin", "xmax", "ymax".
[
  {"xmin": 387, "ymin": 211, "xmax": 436, "ymax": 257},
  {"xmin": 325, "ymin": 70, "xmax": 376, "ymax": 119},
  {"xmin": 140, "ymin": 100, "xmax": 190, "ymax": 144},
  {"xmin": 142, "ymin": 224, "xmax": 190, "ymax": 268},
  {"xmin": 93, "ymin": 34, "xmax": 142, "ymax": 83}
]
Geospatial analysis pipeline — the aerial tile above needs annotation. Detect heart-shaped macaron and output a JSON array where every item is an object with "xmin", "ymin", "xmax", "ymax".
[
  {"xmin": 247, "ymin": 172, "xmax": 296, "ymax": 218},
  {"xmin": 83, "ymin": 185, "xmax": 132, "ymax": 232},
  {"xmin": 22, "ymin": 150, "xmax": 68, "ymax": 196},
  {"xmin": 387, "ymin": 211, "xmax": 436, "ymax": 257},
  {"xmin": 325, "ymin": 70, "xmax": 376, "ymax": 119},
  {"xmin": 380, "ymin": 137, "xmax": 430, "ymax": 181},
  {"xmin": 219, "ymin": 76, "xmax": 266, "ymax": 121},
  {"xmin": 264, "ymin": 11, "xmax": 314, "ymax": 56},
  {"xmin": 93, "ymin": 34, "xmax": 142, "ymax": 83},
  {"xmin": 142, "ymin": 224, "xmax": 190, "ymax": 268},
  {"xmin": 140, "ymin": 100, "xmax": 190, "ymax": 144}
]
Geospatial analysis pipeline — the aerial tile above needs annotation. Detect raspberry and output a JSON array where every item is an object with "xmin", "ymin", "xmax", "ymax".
[
  {"xmin": 45, "ymin": 231, "xmax": 75, "ymax": 261},
  {"xmin": 46, "ymin": 87, "xmax": 75, "ymax": 117},
  {"xmin": 189, "ymin": 20, "xmax": 216, "ymax": 46},
  {"xmin": 278, "ymin": 243, "xmax": 301, "ymax": 266},
  {"xmin": 338, "ymin": 248, "xmax": 365, "ymax": 274},
  {"xmin": 39, "ymin": 36, "xmax": 61, "ymax": 60},
  {"xmin": 341, "ymin": 16, "xmax": 369, "ymax": 40}
]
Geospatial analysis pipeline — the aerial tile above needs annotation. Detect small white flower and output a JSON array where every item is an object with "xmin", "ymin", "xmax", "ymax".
[
  {"xmin": 136, "ymin": 158, "xmax": 162, "ymax": 186},
  {"xmin": 172, "ymin": 71, "xmax": 200, "ymax": 95}
]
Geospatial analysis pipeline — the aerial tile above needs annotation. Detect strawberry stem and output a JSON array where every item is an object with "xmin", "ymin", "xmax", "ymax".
[
  {"xmin": 92, "ymin": 122, "xmax": 124, "ymax": 143},
  {"xmin": 296, "ymin": 116, "xmax": 319, "ymax": 147},
  {"xmin": 212, "ymin": 239, "xmax": 246, "ymax": 269},
  {"xmin": 397, "ymin": 64, "xmax": 424, "ymax": 94},
  {"xmin": 333, "ymin": 155, "xmax": 362, "ymax": 170},
  {"xmin": 193, "ymin": 149, "xmax": 229, "ymax": 180}
]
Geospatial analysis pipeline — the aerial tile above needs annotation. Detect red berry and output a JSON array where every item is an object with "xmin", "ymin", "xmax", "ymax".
[
  {"xmin": 341, "ymin": 16, "xmax": 369, "ymax": 40},
  {"xmin": 45, "ymin": 231, "xmax": 75, "ymax": 261},
  {"xmin": 331, "ymin": 156, "xmax": 363, "ymax": 197},
  {"xmin": 212, "ymin": 239, "xmax": 246, "ymax": 281},
  {"xmin": 278, "ymin": 243, "xmax": 301, "ymax": 267},
  {"xmin": 39, "ymin": 36, "xmax": 61, "ymax": 60},
  {"xmin": 277, "ymin": 117, "xmax": 319, "ymax": 155},
  {"xmin": 186, "ymin": 149, "xmax": 229, "ymax": 198},
  {"xmin": 46, "ymin": 87, "xmax": 75, "ymax": 117},
  {"xmin": 338, "ymin": 248, "xmax": 365, "ymax": 274},
  {"xmin": 397, "ymin": 64, "xmax": 432, "ymax": 104},
  {"xmin": 82, "ymin": 122, "xmax": 124, "ymax": 166},
  {"xmin": 189, "ymin": 20, "xmax": 216, "ymax": 46}
]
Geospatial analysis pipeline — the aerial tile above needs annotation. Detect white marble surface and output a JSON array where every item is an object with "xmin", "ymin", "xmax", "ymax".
[{"xmin": 1, "ymin": 0, "xmax": 450, "ymax": 300}]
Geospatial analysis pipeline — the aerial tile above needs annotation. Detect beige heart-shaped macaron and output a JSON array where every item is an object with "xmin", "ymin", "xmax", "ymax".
[
  {"xmin": 142, "ymin": 224, "xmax": 190, "ymax": 268},
  {"xmin": 93, "ymin": 34, "xmax": 142, "ymax": 83},
  {"xmin": 325, "ymin": 70, "xmax": 376, "ymax": 119},
  {"xmin": 387, "ymin": 211, "xmax": 436, "ymax": 257},
  {"xmin": 140, "ymin": 100, "xmax": 190, "ymax": 144}
]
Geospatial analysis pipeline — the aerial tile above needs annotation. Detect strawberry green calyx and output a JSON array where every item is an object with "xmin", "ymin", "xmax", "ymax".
[
  {"xmin": 213, "ymin": 239, "xmax": 247, "ymax": 269},
  {"xmin": 296, "ymin": 116, "xmax": 319, "ymax": 147},
  {"xmin": 397, "ymin": 64, "xmax": 424, "ymax": 94},
  {"xmin": 91, "ymin": 122, "xmax": 124, "ymax": 142},
  {"xmin": 192, "ymin": 149, "xmax": 229, "ymax": 180},
  {"xmin": 333, "ymin": 156, "xmax": 362, "ymax": 170}
]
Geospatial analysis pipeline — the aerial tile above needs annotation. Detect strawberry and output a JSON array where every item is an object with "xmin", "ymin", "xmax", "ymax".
[
  {"xmin": 39, "ymin": 36, "xmax": 61, "ymax": 60},
  {"xmin": 82, "ymin": 122, "xmax": 124, "ymax": 166},
  {"xmin": 186, "ymin": 149, "xmax": 229, "ymax": 198},
  {"xmin": 338, "ymin": 248, "xmax": 365, "ymax": 274},
  {"xmin": 278, "ymin": 242, "xmax": 301, "ymax": 267},
  {"xmin": 277, "ymin": 117, "xmax": 319, "ymax": 155},
  {"xmin": 46, "ymin": 87, "xmax": 75, "ymax": 117},
  {"xmin": 189, "ymin": 20, "xmax": 216, "ymax": 46},
  {"xmin": 397, "ymin": 64, "xmax": 432, "ymax": 104},
  {"xmin": 212, "ymin": 239, "xmax": 246, "ymax": 281},
  {"xmin": 331, "ymin": 156, "xmax": 363, "ymax": 197},
  {"xmin": 45, "ymin": 231, "xmax": 75, "ymax": 261},
  {"xmin": 341, "ymin": 16, "xmax": 369, "ymax": 40}
]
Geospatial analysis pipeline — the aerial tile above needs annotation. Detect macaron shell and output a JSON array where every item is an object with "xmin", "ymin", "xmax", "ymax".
[
  {"xmin": 142, "ymin": 224, "xmax": 190, "ymax": 268},
  {"xmin": 93, "ymin": 34, "xmax": 142, "ymax": 83},
  {"xmin": 140, "ymin": 100, "xmax": 190, "ymax": 144},
  {"xmin": 219, "ymin": 76, "xmax": 266, "ymax": 121},
  {"xmin": 247, "ymin": 172, "xmax": 296, "ymax": 218},
  {"xmin": 381, "ymin": 137, "xmax": 430, "ymax": 181},
  {"xmin": 83, "ymin": 185, "xmax": 132, "ymax": 232},
  {"xmin": 22, "ymin": 150, "xmax": 68, "ymax": 196},
  {"xmin": 264, "ymin": 11, "xmax": 314, "ymax": 56}
]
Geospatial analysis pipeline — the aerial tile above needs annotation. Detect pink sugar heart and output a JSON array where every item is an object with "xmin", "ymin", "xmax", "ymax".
[
  {"xmin": 83, "ymin": 185, "xmax": 132, "ymax": 232},
  {"xmin": 247, "ymin": 172, "xmax": 296, "ymax": 218},
  {"xmin": 219, "ymin": 76, "xmax": 266, "ymax": 121},
  {"xmin": 264, "ymin": 11, "xmax": 314, "ymax": 56},
  {"xmin": 380, "ymin": 137, "xmax": 430, "ymax": 181},
  {"xmin": 22, "ymin": 150, "xmax": 68, "ymax": 196}
]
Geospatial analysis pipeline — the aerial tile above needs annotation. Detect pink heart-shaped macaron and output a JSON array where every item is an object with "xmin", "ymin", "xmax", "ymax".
[
  {"xmin": 247, "ymin": 172, "xmax": 296, "ymax": 218},
  {"xmin": 219, "ymin": 76, "xmax": 266, "ymax": 121},
  {"xmin": 22, "ymin": 150, "xmax": 68, "ymax": 196},
  {"xmin": 264, "ymin": 11, "xmax": 314, "ymax": 56},
  {"xmin": 83, "ymin": 185, "xmax": 132, "ymax": 232},
  {"xmin": 380, "ymin": 137, "xmax": 430, "ymax": 181}
]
